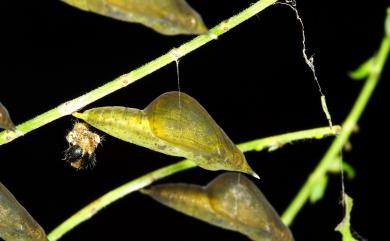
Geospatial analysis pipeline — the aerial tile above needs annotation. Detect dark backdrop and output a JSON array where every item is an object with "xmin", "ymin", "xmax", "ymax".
[{"xmin": 1, "ymin": 1, "xmax": 384, "ymax": 241}]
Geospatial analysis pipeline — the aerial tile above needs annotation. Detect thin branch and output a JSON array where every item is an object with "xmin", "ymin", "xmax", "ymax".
[
  {"xmin": 238, "ymin": 126, "xmax": 340, "ymax": 152},
  {"xmin": 281, "ymin": 33, "xmax": 390, "ymax": 226},
  {"xmin": 47, "ymin": 125, "xmax": 338, "ymax": 241},
  {"xmin": 47, "ymin": 160, "xmax": 196, "ymax": 241},
  {"xmin": 0, "ymin": 0, "xmax": 278, "ymax": 146}
]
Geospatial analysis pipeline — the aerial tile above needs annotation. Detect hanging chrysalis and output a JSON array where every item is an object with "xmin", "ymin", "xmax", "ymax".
[
  {"xmin": 61, "ymin": 0, "xmax": 208, "ymax": 35},
  {"xmin": 0, "ymin": 102, "xmax": 16, "ymax": 130},
  {"xmin": 64, "ymin": 122, "xmax": 102, "ymax": 170},
  {"xmin": 142, "ymin": 173, "xmax": 294, "ymax": 241},
  {"xmin": 73, "ymin": 91, "xmax": 258, "ymax": 178},
  {"xmin": 0, "ymin": 182, "xmax": 48, "ymax": 241}
]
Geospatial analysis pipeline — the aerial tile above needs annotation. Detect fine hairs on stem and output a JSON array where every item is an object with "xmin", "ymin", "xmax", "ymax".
[{"xmin": 0, "ymin": 0, "xmax": 279, "ymax": 146}]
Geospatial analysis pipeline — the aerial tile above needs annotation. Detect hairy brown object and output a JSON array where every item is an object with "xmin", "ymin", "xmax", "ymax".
[{"xmin": 64, "ymin": 122, "xmax": 101, "ymax": 169}]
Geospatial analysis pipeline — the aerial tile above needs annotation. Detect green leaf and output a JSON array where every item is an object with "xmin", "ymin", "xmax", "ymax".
[
  {"xmin": 309, "ymin": 175, "xmax": 328, "ymax": 203},
  {"xmin": 335, "ymin": 194, "xmax": 358, "ymax": 241},
  {"xmin": 349, "ymin": 57, "xmax": 374, "ymax": 80},
  {"xmin": 342, "ymin": 162, "xmax": 356, "ymax": 179},
  {"xmin": 328, "ymin": 158, "xmax": 356, "ymax": 179}
]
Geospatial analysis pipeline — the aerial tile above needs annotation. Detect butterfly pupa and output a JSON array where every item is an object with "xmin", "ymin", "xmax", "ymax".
[
  {"xmin": 142, "ymin": 173, "xmax": 294, "ymax": 241},
  {"xmin": 0, "ymin": 182, "xmax": 48, "ymax": 241},
  {"xmin": 61, "ymin": 0, "xmax": 208, "ymax": 35},
  {"xmin": 0, "ymin": 102, "xmax": 16, "ymax": 130},
  {"xmin": 73, "ymin": 91, "xmax": 258, "ymax": 178}
]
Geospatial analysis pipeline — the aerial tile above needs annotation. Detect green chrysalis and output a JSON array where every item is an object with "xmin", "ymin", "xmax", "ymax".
[
  {"xmin": 142, "ymin": 173, "xmax": 294, "ymax": 241},
  {"xmin": 0, "ymin": 182, "xmax": 48, "ymax": 241},
  {"xmin": 73, "ymin": 91, "xmax": 258, "ymax": 178},
  {"xmin": 61, "ymin": 0, "xmax": 208, "ymax": 35},
  {"xmin": 0, "ymin": 102, "xmax": 15, "ymax": 130}
]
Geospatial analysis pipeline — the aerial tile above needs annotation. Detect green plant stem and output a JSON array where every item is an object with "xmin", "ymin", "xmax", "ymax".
[
  {"xmin": 47, "ymin": 159, "xmax": 196, "ymax": 241},
  {"xmin": 0, "ymin": 0, "xmax": 278, "ymax": 146},
  {"xmin": 239, "ymin": 126, "xmax": 341, "ymax": 152},
  {"xmin": 281, "ymin": 35, "xmax": 390, "ymax": 226},
  {"xmin": 47, "ymin": 125, "xmax": 338, "ymax": 241}
]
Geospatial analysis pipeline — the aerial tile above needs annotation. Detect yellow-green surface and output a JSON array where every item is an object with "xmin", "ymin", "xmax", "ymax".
[
  {"xmin": 143, "ymin": 173, "xmax": 294, "ymax": 241},
  {"xmin": 0, "ymin": 103, "xmax": 15, "ymax": 130},
  {"xmin": 61, "ymin": 0, "xmax": 207, "ymax": 35},
  {"xmin": 0, "ymin": 182, "xmax": 48, "ymax": 241},
  {"xmin": 73, "ymin": 91, "xmax": 258, "ymax": 177}
]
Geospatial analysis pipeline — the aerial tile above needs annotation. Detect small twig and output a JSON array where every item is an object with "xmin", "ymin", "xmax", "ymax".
[{"xmin": 239, "ymin": 126, "xmax": 341, "ymax": 152}]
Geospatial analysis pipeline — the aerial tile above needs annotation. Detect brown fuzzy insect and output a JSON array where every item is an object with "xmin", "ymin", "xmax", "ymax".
[{"xmin": 64, "ymin": 122, "xmax": 101, "ymax": 170}]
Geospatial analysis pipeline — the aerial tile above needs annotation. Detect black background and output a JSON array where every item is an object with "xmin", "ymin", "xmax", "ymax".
[{"xmin": 0, "ymin": 0, "xmax": 385, "ymax": 241}]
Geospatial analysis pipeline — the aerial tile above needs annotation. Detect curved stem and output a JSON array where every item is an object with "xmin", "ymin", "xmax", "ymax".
[
  {"xmin": 281, "ymin": 35, "xmax": 390, "ymax": 226},
  {"xmin": 47, "ymin": 160, "xmax": 196, "ymax": 241},
  {"xmin": 47, "ymin": 125, "xmax": 337, "ymax": 241},
  {"xmin": 0, "ymin": 0, "xmax": 278, "ymax": 146}
]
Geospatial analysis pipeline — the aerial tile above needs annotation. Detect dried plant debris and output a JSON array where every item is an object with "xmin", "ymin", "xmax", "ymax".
[
  {"xmin": 61, "ymin": 0, "xmax": 208, "ymax": 35},
  {"xmin": 0, "ymin": 182, "xmax": 48, "ymax": 241},
  {"xmin": 0, "ymin": 102, "xmax": 15, "ymax": 130},
  {"xmin": 64, "ymin": 122, "xmax": 101, "ymax": 170},
  {"xmin": 142, "ymin": 173, "xmax": 294, "ymax": 241},
  {"xmin": 335, "ymin": 194, "xmax": 359, "ymax": 241},
  {"xmin": 73, "ymin": 91, "xmax": 258, "ymax": 178}
]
